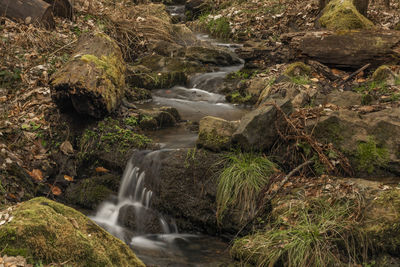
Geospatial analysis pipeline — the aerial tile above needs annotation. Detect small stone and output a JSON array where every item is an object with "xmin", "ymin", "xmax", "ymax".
[
  {"xmin": 0, "ymin": 220, "xmax": 6, "ymax": 226},
  {"xmin": 8, "ymin": 217, "xmax": 13, "ymax": 223}
]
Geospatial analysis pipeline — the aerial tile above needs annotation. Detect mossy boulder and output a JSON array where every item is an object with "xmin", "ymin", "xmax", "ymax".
[
  {"xmin": 0, "ymin": 197, "xmax": 144, "ymax": 266},
  {"xmin": 139, "ymin": 107, "xmax": 180, "ymax": 129},
  {"xmin": 363, "ymin": 189, "xmax": 400, "ymax": 255},
  {"xmin": 319, "ymin": 0, "xmax": 374, "ymax": 30},
  {"xmin": 64, "ymin": 174, "xmax": 120, "ymax": 210},
  {"xmin": 197, "ymin": 116, "xmax": 239, "ymax": 152},
  {"xmin": 284, "ymin": 62, "xmax": 311, "ymax": 77},
  {"xmin": 372, "ymin": 65, "xmax": 396, "ymax": 83},
  {"xmin": 308, "ymin": 108, "xmax": 400, "ymax": 176}
]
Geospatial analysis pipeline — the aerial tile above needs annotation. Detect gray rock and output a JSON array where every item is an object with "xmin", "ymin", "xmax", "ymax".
[{"xmin": 233, "ymin": 99, "xmax": 293, "ymax": 151}]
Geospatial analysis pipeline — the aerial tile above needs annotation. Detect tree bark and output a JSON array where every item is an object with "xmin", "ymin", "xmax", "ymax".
[
  {"xmin": 50, "ymin": 33, "xmax": 126, "ymax": 118},
  {"xmin": 281, "ymin": 30, "xmax": 400, "ymax": 69},
  {"xmin": 0, "ymin": 0, "xmax": 55, "ymax": 29},
  {"xmin": 319, "ymin": 0, "xmax": 370, "ymax": 16},
  {"xmin": 43, "ymin": 0, "xmax": 73, "ymax": 20}
]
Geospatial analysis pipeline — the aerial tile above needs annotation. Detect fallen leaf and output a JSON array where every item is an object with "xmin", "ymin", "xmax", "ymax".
[
  {"xmin": 64, "ymin": 175, "xmax": 74, "ymax": 182},
  {"xmin": 331, "ymin": 69, "xmax": 342, "ymax": 75},
  {"xmin": 310, "ymin": 78, "xmax": 319, "ymax": 82},
  {"xmin": 28, "ymin": 169, "xmax": 43, "ymax": 181},
  {"xmin": 60, "ymin": 141, "xmax": 74, "ymax": 155},
  {"xmin": 95, "ymin": 166, "xmax": 109, "ymax": 173},
  {"xmin": 49, "ymin": 185, "xmax": 62, "ymax": 196}
]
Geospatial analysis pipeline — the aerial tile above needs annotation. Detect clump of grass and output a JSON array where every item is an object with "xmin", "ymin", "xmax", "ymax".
[
  {"xmin": 216, "ymin": 153, "xmax": 277, "ymax": 224},
  {"xmin": 232, "ymin": 197, "xmax": 367, "ymax": 267},
  {"xmin": 356, "ymin": 137, "xmax": 389, "ymax": 174}
]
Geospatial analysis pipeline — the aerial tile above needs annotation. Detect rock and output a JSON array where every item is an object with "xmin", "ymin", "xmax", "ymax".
[
  {"xmin": 64, "ymin": 174, "xmax": 120, "ymax": 210},
  {"xmin": 117, "ymin": 205, "xmax": 163, "ymax": 234},
  {"xmin": 0, "ymin": 197, "xmax": 144, "ymax": 266},
  {"xmin": 308, "ymin": 108, "xmax": 400, "ymax": 176},
  {"xmin": 315, "ymin": 90, "xmax": 363, "ymax": 107},
  {"xmin": 142, "ymin": 149, "xmax": 243, "ymax": 235},
  {"xmin": 185, "ymin": 0, "xmax": 209, "ymax": 20},
  {"xmin": 233, "ymin": 99, "xmax": 293, "ymax": 151},
  {"xmin": 197, "ymin": 116, "xmax": 239, "ymax": 152},
  {"xmin": 232, "ymin": 100, "xmax": 292, "ymax": 151},
  {"xmin": 139, "ymin": 107, "xmax": 180, "ymax": 129},
  {"xmin": 283, "ymin": 62, "xmax": 311, "ymax": 77},
  {"xmin": 372, "ymin": 65, "xmax": 397, "ymax": 85},
  {"xmin": 319, "ymin": 0, "xmax": 374, "ymax": 30},
  {"xmin": 184, "ymin": 46, "xmax": 242, "ymax": 66}
]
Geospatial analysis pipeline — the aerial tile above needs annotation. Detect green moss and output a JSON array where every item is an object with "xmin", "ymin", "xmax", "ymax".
[
  {"xmin": 199, "ymin": 15, "xmax": 231, "ymax": 39},
  {"xmin": 356, "ymin": 137, "xmax": 389, "ymax": 173},
  {"xmin": 79, "ymin": 117, "xmax": 151, "ymax": 159},
  {"xmin": 0, "ymin": 197, "xmax": 145, "ymax": 266},
  {"xmin": 319, "ymin": 0, "xmax": 374, "ymax": 30},
  {"xmin": 227, "ymin": 91, "xmax": 253, "ymax": 104},
  {"xmin": 80, "ymin": 54, "xmax": 125, "ymax": 89},
  {"xmin": 128, "ymin": 72, "xmax": 187, "ymax": 90},
  {"xmin": 372, "ymin": 65, "xmax": 393, "ymax": 82},
  {"xmin": 198, "ymin": 130, "xmax": 231, "ymax": 152},
  {"xmin": 284, "ymin": 62, "xmax": 311, "ymax": 77},
  {"xmin": 65, "ymin": 175, "xmax": 118, "ymax": 209}
]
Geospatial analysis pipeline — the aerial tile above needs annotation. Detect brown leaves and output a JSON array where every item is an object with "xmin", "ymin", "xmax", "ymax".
[
  {"xmin": 60, "ymin": 141, "xmax": 74, "ymax": 155},
  {"xmin": 28, "ymin": 169, "xmax": 43, "ymax": 181},
  {"xmin": 49, "ymin": 184, "xmax": 62, "ymax": 196},
  {"xmin": 95, "ymin": 166, "xmax": 109, "ymax": 173},
  {"xmin": 64, "ymin": 175, "xmax": 74, "ymax": 182}
]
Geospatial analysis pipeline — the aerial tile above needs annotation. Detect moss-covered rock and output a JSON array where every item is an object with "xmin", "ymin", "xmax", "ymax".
[
  {"xmin": 0, "ymin": 197, "xmax": 144, "ymax": 266},
  {"xmin": 65, "ymin": 174, "xmax": 120, "ymax": 210},
  {"xmin": 197, "ymin": 116, "xmax": 239, "ymax": 152},
  {"xmin": 319, "ymin": 0, "xmax": 374, "ymax": 30},
  {"xmin": 283, "ymin": 62, "xmax": 311, "ymax": 77},
  {"xmin": 372, "ymin": 65, "xmax": 396, "ymax": 82}
]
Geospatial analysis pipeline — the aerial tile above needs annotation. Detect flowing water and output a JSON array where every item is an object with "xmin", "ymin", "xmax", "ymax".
[{"xmin": 92, "ymin": 15, "xmax": 246, "ymax": 265}]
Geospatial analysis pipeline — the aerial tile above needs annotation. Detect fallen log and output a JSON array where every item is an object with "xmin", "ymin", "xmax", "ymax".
[
  {"xmin": 50, "ymin": 32, "xmax": 126, "ymax": 118},
  {"xmin": 281, "ymin": 30, "xmax": 400, "ymax": 69},
  {"xmin": 43, "ymin": 0, "xmax": 73, "ymax": 20},
  {"xmin": 0, "ymin": 0, "xmax": 55, "ymax": 29}
]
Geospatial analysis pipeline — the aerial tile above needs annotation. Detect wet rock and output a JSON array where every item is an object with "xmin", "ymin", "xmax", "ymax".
[
  {"xmin": 143, "ymin": 149, "xmax": 243, "ymax": 235},
  {"xmin": 139, "ymin": 107, "xmax": 180, "ymax": 129},
  {"xmin": 185, "ymin": 46, "xmax": 242, "ymax": 66},
  {"xmin": 197, "ymin": 116, "xmax": 239, "ymax": 152},
  {"xmin": 117, "ymin": 205, "xmax": 163, "ymax": 234},
  {"xmin": 0, "ymin": 197, "xmax": 144, "ymax": 266},
  {"xmin": 64, "ymin": 174, "xmax": 120, "ymax": 210},
  {"xmin": 233, "ymin": 99, "xmax": 293, "ymax": 151},
  {"xmin": 308, "ymin": 108, "xmax": 400, "ymax": 177}
]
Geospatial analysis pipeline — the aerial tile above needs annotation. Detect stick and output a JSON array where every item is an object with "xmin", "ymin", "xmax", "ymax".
[
  {"xmin": 338, "ymin": 63, "xmax": 371, "ymax": 86},
  {"xmin": 229, "ymin": 160, "xmax": 313, "ymax": 243}
]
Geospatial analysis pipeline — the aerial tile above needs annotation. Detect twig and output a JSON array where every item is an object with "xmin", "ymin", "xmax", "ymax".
[
  {"xmin": 338, "ymin": 63, "xmax": 371, "ymax": 86},
  {"xmin": 49, "ymin": 39, "xmax": 77, "ymax": 56},
  {"xmin": 230, "ymin": 160, "xmax": 313, "ymax": 243}
]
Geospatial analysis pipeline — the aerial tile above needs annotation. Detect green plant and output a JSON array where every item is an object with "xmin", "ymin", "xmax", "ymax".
[
  {"xmin": 0, "ymin": 68, "xmax": 21, "ymax": 88},
  {"xmin": 216, "ymin": 152, "xmax": 277, "ymax": 224},
  {"xmin": 124, "ymin": 116, "xmax": 139, "ymax": 127},
  {"xmin": 232, "ymin": 197, "xmax": 367, "ymax": 267},
  {"xmin": 356, "ymin": 137, "xmax": 389, "ymax": 173},
  {"xmin": 290, "ymin": 75, "xmax": 311, "ymax": 85}
]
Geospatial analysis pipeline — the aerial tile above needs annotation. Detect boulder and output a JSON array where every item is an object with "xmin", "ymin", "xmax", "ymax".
[
  {"xmin": 141, "ymin": 149, "xmax": 243, "ymax": 235},
  {"xmin": 64, "ymin": 174, "xmax": 120, "ymax": 210},
  {"xmin": 139, "ymin": 107, "xmax": 180, "ymax": 129},
  {"xmin": 197, "ymin": 116, "xmax": 239, "ymax": 152},
  {"xmin": 233, "ymin": 99, "xmax": 293, "ymax": 151},
  {"xmin": 0, "ymin": 197, "xmax": 144, "ymax": 266},
  {"xmin": 319, "ymin": 0, "xmax": 374, "ymax": 30},
  {"xmin": 117, "ymin": 204, "xmax": 163, "ymax": 234},
  {"xmin": 315, "ymin": 90, "xmax": 363, "ymax": 107},
  {"xmin": 184, "ymin": 46, "xmax": 242, "ymax": 66},
  {"xmin": 308, "ymin": 108, "xmax": 400, "ymax": 176}
]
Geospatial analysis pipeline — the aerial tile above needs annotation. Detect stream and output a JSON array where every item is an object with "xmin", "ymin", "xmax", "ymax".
[{"xmin": 91, "ymin": 7, "xmax": 247, "ymax": 266}]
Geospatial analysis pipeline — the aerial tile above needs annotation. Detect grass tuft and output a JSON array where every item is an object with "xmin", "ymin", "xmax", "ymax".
[
  {"xmin": 216, "ymin": 153, "xmax": 277, "ymax": 224},
  {"xmin": 232, "ymin": 197, "xmax": 368, "ymax": 267}
]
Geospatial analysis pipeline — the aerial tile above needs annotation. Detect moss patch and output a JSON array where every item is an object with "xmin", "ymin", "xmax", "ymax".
[
  {"xmin": 355, "ymin": 137, "xmax": 389, "ymax": 174},
  {"xmin": 284, "ymin": 62, "xmax": 311, "ymax": 77},
  {"xmin": 372, "ymin": 65, "xmax": 393, "ymax": 82},
  {"xmin": 319, "ymin": 0, "xmax": 374, "ymax": 30},
  {"xmin": 0, "ymin": 197, "xmax": 144, "ymax": 266},
  {"xmin": 198, "ymin": 130, "xmax": 231, "ymax": 152}
]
